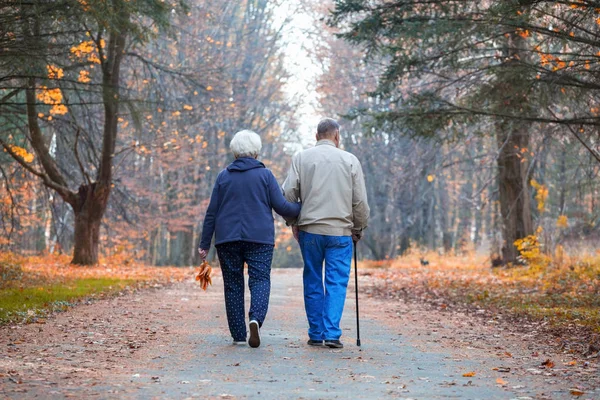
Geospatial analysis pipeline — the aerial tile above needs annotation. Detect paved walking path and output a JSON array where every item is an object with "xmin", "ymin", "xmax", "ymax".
[{"xmin": 1, "ymin": 269, "xmax": 596, "ymax": 399}]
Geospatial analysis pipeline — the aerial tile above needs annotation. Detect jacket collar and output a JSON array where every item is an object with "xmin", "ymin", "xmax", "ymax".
[{"xmin": 316, "ymin": 139, "xmax": 336, "ymax": 147}]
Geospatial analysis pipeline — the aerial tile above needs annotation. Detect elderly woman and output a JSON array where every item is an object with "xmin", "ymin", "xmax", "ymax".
[{"xmin": 198, "ymin": 130, "xmax": 300, "ymax": 348}]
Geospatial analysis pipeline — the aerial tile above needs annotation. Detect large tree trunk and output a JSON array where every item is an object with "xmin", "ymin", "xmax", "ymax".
[
  {"xmin": 496, "ymin": 127, "xmax": 533, "ymax": 264},
  {"xmin": 71, "ymin": 183, "xmax": 110, "ymax": 265},
  {"xmin": 493, "ymin": 32, "xmax": 534, "ymax": 265}
]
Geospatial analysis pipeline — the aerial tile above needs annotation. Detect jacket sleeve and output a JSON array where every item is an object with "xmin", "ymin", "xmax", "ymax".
[
  {"xmin": 268, "ymin": 171, "xmax": 301, "ymax": 218},
  {"xmin": 282, "ymin": 153, "xmax": 301, "ymax": 224},
  {"xmin": 199, "ymin": 174, "xmax": 221, "ymax": 250},
  {"xmin": 282, "ymin": 153, "xmax": 300, "ymax": 203},
  {"xmin": 352, "ymin": 157, "xmax": 370, "ymax": 231}
]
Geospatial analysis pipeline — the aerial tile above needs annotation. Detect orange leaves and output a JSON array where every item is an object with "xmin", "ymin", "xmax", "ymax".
[
  {"xmin": 50, "ymin": 104, "xmax": 68, "ymax": 115},
  {"xmin": 541, "ymin": 358, "xmax": 555, "ymax": 368},
  {"xmin": 538, "ymin": 52, "xmax": 567, "ymax": 71},
  {"xmin": 36, "ymin": 86, "xmax": 62, "ymax": 105},
  {"xmin": 47, "ymin": 65, "xmax": 64, "ymax": 80},
  {"xmin": 427, "ymin": 175, "xmax": 435, "ymax": 183},
  {"xmin": 36, "ymin": 86, "xmax": 68, "ymax": 115},
  {"xmin": 195, "ymin": 260, "xmax": 213, "ymax": 291},
  {"xmin": 462, "ymin": 371, "xmax": 476, "ymax": 377},
  {"xmin": 5, "ymin": 145, "xmax": 34, "ymax": 163},
  {"xmin": 516, "ymin": 28, "xmax": 529, "ymax": 38},
  {"xmin": 78, "ymin": 70, "xmax": 91, "ymax": 83},
  {"xmin": 496, "ymin": 378, "xmax": 507, "ymax": 385},
  {"xmin": 78, "ymin": 0, "xmax": 90, "ymax": 11},
  {"xmin": 70, "ymin": 40, "xmax": 104, "ymax": 64}
]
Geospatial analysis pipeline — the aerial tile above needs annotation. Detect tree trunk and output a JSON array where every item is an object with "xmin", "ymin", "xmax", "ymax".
[
  {"xmin": 70, "ymin": 183, "xmax": 110, "ymax": 265},
  {"xmin": 496, "ymin": 127, "xmax": 533, "ymax": 264},
  {"xmin": 493, "ymin": 31, "xmax": 534, "ymax": 265},
  {"xmin": 72, "ymin": 210, "xmax": 102, "ymax": 265}
]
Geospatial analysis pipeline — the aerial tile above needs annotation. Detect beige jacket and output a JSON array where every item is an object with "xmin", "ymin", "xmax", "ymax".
[{"xmin": 282, "ymin": 140, "xmax": 370, "ymax": 236}]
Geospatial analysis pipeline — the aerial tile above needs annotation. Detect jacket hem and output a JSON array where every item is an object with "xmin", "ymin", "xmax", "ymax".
[
  {"xmin": 215, "ymin": 238, "xmax": 275, "ymax": 247},
  {"xmin": 299, "ymin": 225, "xmax": 352, "ymax": 237}
]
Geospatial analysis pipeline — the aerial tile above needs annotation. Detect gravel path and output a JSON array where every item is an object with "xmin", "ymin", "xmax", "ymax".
[{"xmin": 1, "ymin": 269, "xmax": 597, "ymax": 399}]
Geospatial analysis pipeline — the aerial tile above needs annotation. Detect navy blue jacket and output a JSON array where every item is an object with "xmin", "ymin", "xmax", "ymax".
[{"xmin": 199, "ymin": 158, "xmax": 301, "ymax": 249}]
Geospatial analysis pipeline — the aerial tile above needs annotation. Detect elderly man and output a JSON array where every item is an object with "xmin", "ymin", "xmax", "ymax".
[{"xmin": 283, "ymin": 118, "xmax": 370, "ymax": 348}]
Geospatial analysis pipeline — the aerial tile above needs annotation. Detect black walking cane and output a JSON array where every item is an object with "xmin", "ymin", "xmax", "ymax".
[{"xmin": 354, "ymin": 242, "xmax": 361, "ymax": 347}]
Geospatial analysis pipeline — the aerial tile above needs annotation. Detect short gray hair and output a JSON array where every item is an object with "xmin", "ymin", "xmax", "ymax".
[
  {"xmin": 317, "ymin": 118, "xmax": 340, "ymax": 139},
  {"xmin": 230, "ymin": 130, "xmax": 262, "ymax": 158}
]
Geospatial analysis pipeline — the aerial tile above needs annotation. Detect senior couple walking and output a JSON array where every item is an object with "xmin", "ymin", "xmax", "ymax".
[{"xmin": 198, "ymin": 118, "xmax": 370, "ymax": 349}]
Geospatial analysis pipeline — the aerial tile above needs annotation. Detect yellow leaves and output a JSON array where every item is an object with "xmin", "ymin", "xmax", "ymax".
[
  {"xmin": 514, "ymin": 234, "xmax": 541, "ymax": 261},
  {"xmin": 78, "ymin": 70, "xmax": 91, "ymax": 83},
  {"xmin": 171, "ymin": 111, "xmax": 181, "ymax": 117},
  {"xmin": 556, "ymin": 215, "xmax": 568, "ymax": 228},
  {"xmin": 427, "ymin": 175, "xmax": 435, "ymax": 182},
  {"xmin": 47, "ymin": 65, "xmax": 64, "ymax": 80},
  {"xmin": 206, "ymin": 86, "xmax": 213, "ymax": 91},
  {"xmin": 183, "ymin": 105, "xmax": 193, "ymax": 111},
  {"xmin": 530, "ymin": 179, "xmax": 548, "ymax": 212},
  {"xmin": 201, "ymin": 141, "xmax": 208, "ymax": 149},
  {"xmin": 462, "ymin": 372, "xmax": 476, "ymax": 377},
  {"xmin": 5, "ymin": 145, "xmax": 34, "ymax": 163}
]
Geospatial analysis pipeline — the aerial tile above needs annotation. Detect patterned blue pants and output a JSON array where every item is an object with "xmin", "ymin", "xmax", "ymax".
[{"xmin": 216, "ymin": 241, "xmax": 274, "ymax": 341}]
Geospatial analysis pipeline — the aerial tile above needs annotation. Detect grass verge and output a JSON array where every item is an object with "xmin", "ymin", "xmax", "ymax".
[
  {"xmin": 0, "ymin": 278, "xmax": 134, "ymax": 324},
  {"xmin": 0, "ymin": 252, "xmax": 193, "ymax": 325}
]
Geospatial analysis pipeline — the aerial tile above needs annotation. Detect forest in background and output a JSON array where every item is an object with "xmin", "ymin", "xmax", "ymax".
[{"xmin": 1, "ymin": 0, "xmax": 599, "ymax": 267}]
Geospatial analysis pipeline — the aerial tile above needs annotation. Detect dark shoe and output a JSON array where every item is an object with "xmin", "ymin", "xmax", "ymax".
[
  {"xmin": 248, "ymin": 320, "xmax": 261, "ymax": 348},
  {"xmin": 325, "ymin": 340, "xmax": 344, "ymax": 349},
  {"xmin": 307, "ymin": 339, "xmax": 324, "ymax": 347}
]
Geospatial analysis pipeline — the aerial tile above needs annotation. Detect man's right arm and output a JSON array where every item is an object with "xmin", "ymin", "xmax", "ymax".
[
  {"xmin": 282, "ymin": 153, "xmax": 301, "ymax": 227},
  {"xmin": 351, "ymin": 157, "xmax": 370, "ymax": 232},
  {"xmin": 282, "ymin": 153, "xmax": 300, "ymax": 203}
]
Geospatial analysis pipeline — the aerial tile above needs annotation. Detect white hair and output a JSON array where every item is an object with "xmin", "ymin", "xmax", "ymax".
[{"xmin": 230, "ymin": 130, "xmax": 262, "ymax": 158}]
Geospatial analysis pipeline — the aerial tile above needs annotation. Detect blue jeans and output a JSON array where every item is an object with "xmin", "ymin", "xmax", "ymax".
[
  {"xmin": 298, "ymin": 231, "xmax": 353, "ymax": 341},
  {"xmin": 216, "ymin": 241, "xmax": 274, "ymax": 341}
]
